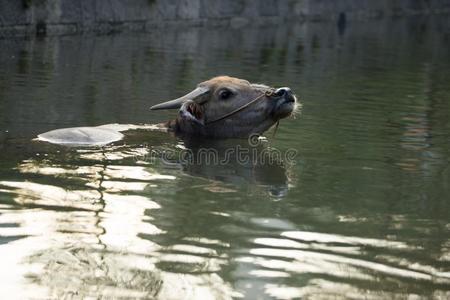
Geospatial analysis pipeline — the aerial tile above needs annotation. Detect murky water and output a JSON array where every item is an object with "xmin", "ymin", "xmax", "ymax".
[{"xmin": 1, "ymin": 16, "xmax": 450, "ymax": 299}]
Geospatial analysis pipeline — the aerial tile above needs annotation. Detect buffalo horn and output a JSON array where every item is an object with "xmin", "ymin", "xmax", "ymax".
[{"xmin": 150, "ymin": 86, "xmax": 209, "ymax": 110}]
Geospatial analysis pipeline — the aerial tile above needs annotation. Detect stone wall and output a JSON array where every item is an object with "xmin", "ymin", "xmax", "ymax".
[{"xmin": 1, "ymin": 0, "xmax": 450, "ymax": 36}]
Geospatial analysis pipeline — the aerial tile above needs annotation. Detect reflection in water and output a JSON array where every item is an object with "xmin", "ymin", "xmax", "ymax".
[
  {"xmin": 237, "ymin": 231, "xmax": 450, "ymax": 299},
  {"xmin": 0, "ymin": 146, "xmax": 240, "ymax": 299},
  {"xmin": 1, "ymin": 15, "xmax": 450, "ymax": 299},
  {"xmin": 6, "ymin": 144, "xmax": 449, "ymax": 299},
  {"xmin": 175, "ymin": 136, "xmax": 294, "ymax": 198}
]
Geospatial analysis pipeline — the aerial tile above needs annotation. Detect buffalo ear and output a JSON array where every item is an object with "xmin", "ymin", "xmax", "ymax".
[
  {"xmin": 150, "ymin": 86, "xmax": 209, "ymax": 110},
  {"xmin": 179, "ymin": 101, "xmax": 205, "ymax": 126}
]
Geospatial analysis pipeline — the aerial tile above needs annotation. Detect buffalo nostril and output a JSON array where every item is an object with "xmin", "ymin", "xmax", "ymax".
[
  {"xmin": 275, "ymin": 87, "xmax": 291, "ymax": 97},
  {"xmin": 275, "ymin": 89, "xmax": 285, "ymax": 97}
]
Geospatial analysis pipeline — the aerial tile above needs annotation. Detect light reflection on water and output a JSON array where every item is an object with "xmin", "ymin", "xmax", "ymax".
[
  {"xmin": 1, "ymin": 16, "xmax": 450, "ymax": 299},
  {"xmin": 0, "ymin": 150, "xmax": 238, "ymax": 299}
]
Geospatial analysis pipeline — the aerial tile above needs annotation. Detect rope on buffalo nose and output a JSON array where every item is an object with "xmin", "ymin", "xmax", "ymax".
[
  {"xmin": 272, "ymin": 120, "xmax": 280, "ymax": 138},
  {"xmin": 205, "ymin": 89, "xmax": 276, "ymax": 125}
]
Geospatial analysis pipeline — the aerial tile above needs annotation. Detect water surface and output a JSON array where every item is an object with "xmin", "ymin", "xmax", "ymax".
[{"xmin": 1, "ymin": 17, "xmax": 450, "ymax": 299}]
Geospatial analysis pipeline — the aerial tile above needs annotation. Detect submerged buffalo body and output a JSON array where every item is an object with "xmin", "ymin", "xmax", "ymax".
[{"xmin": 38, "ymin": 76, "xmax": 298, "ymax": 145}]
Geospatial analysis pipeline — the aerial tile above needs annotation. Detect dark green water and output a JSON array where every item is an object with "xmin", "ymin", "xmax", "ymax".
[{"xmin": 1, "ymin": 17, "xmax": 450, "ymax": 299}]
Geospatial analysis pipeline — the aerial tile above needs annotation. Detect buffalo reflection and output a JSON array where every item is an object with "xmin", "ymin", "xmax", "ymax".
[{"xmin": 138, "ymin": 133, "xmax": 295, "ymax": 198}]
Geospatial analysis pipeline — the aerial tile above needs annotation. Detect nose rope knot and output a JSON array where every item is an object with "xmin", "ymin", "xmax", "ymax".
[
  {"xmin": 264, "ymin": 89, "xmax": 276, "ymax": 97},
  {"xmin": 205, "ymin": 89, "xmax": 277, "ymax": 125}
]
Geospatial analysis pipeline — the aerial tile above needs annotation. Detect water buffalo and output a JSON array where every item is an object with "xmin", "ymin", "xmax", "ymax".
[
  {"xmin": 38, "ymin": 76, "xmax": 298, "ymax": 145},
  {"xmin": 153, "ymin": 76, "xmax": 298, "ymax": 138}
]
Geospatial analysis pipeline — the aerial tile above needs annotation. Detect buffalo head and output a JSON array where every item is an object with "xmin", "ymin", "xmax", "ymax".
[{"xmin": 151, "ymin": 76, "xmax": 298, "ymax": 138}]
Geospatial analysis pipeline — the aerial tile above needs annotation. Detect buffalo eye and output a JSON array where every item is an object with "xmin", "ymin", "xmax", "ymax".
[{"xmin": 218, "ymin": 89, "xmax": 233, "ymax": 100}]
